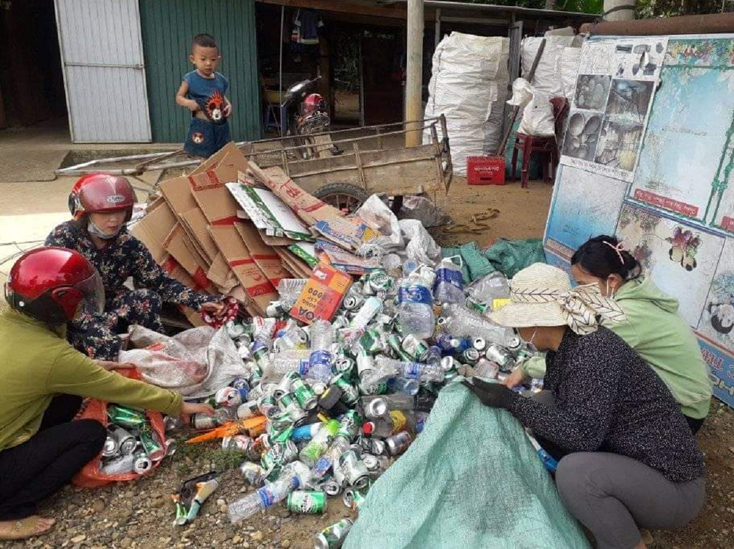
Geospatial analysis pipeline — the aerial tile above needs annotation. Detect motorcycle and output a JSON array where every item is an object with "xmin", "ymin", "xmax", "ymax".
[{"xmin": 281, "ymin": 77, "xmax": 338, "ymax": 156}]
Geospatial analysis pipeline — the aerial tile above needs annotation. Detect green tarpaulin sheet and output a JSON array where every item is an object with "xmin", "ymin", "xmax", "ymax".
[
  {"xmin": 442, "ymin": 238, "xmax": 547, "ymax": 283},
  {"xmin": 344, "ymin": 384, "xmax": 590, "ymax": 549}
]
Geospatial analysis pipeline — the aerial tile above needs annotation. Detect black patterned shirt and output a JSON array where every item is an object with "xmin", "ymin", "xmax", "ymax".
[
  {"xmin": 510, "ymin": 327, "xmax": 705, "ymax": 483},
  {"xmin": 45, "ymin": 221, "xmax": 215, "ymax": 310}
]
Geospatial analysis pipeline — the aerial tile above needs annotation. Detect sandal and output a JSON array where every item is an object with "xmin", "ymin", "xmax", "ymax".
[{"xmin": 0, "ymin": 516, "xmax": 56, "ymax": 540}]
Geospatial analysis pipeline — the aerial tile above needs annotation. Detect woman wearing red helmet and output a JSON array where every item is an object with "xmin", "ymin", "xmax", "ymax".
[
  {"xmin": 0, "ymin": 248, "xmax": 213, "ymax": 540},
  {"xmin": 45, "ymin": 174, "xmax": 225, "ymax": 360}
]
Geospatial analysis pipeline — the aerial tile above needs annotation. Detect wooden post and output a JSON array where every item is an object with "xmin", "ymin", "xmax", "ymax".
[{"xmin": 405, "ymin": 0, "xmax": 424, "ymax": 148}]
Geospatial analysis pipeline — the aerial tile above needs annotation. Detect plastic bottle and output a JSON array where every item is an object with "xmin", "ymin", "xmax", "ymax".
[
  {"xmin": 312, "ymin": 435, "xmax": 351, "ymax": 478},
  {"xmin": 466, "ymin": 271, "xmax": 510, "ymax": 305},
  {"xmin": 386, "ymin": 377, "xmax": 420, "ymax": 396},
  {"xmin": 397, "ymin": 271, "xmax": 435, "ymax": 340},
  {"xmin": 442, "ymin": 303, "xmax": 514, "ymax": 345},
  {"xmin": 276, "ymin": 278, "xmax": 308, "ymax": 309},
  {"xmin": 267, "ymin": 350, "xmax": 311, "ymax": 378},
  {"xmin": 349, "ymin": 297, "xmax": 383, "ymax": 330},
  {"xmin": 228, "ymin": 470, "xmax": 301, "ymax": 524},
  {"xmin": 360, "ymin": 394, "xmax": 415, "ymax": 413},
  {"xmin": 298, "ymin": 419, "xmax": 340, "ymax": 467},
  {"xmin": 307, "ymin": 321, "xmax": 335, "ymax": 384},
  {"xmin": 433, "ymin": 257, "xmax": 465, "ymax": 305},
  {"xmin": 373, "ymin": 357, "xmax": 444, "ymax": 384},
  {"xmin": 101, "ymin": 454, "xmax": 134, "ymax": 475}
]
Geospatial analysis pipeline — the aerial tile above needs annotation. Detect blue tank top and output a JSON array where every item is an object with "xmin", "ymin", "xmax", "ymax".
[{"xmin": 184, "ymin": 70, "xmax": 229, "ymax": 124}]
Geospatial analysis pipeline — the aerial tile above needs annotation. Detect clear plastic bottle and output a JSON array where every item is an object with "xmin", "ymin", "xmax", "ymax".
[
  {"xmin": 398, "ymin": 272, "xmax": 435, "ymax": 340},
  {"xmin": 349, "ymin": 297, "xmax": 383, "ymax": 330},
  {"xmin": 433, "ymin": 257, "xmax": 465, "ymax": 305},
  {"xmin": 298, "ymin": 419, "xmax": 340, "ymax": 467},
  {"xmin": 360, "ymin": 394, "xmax": 415, "ymax": 413},
  {"xmin": 274, "ymin": 323, "xmax": 308, "ymax": 352},
  {"xmin": 312, "ymin": 435, "xmax": 351, "ymax": 478},
  {"xmin": 307, "ymin": 321, "xmax": 335, "ymax": 384},
  {"xmin": 442, "ymin": 303, "xmax": 514, "ymax": 345},
  {"xmin": 466, "ymin": 271, "xmax": 510, "ymax": 305},
  {"xmin": 386, "ymin": 377, "xmax": 420, "ymax": 396},
  {"xmin": 228, "ymin": 470, "xmax": 301, "ymax": 524},
  {"xmin": 276, "ymin": 278, "xmax": 308, "ymax": 309},
  {"xmin": 267, "ymin": 350, "xmax": 311, "ymax": 378},
  {"xmin": 372, "ymin": 357, "xmax": 444, "ymax": 384}
]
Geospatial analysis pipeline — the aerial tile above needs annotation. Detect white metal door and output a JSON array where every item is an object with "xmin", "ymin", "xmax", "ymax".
[{"xmin": 54, "ymin": 0, "xmax": 152, "ymax": 143}]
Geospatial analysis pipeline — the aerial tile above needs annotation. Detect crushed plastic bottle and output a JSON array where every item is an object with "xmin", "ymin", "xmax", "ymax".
[
  {"xmin": 299, "ymin": 419, "xmax": 340, "ymax": 467},
  {"xmin": 442, "ymin": 303, "xmax": 514, "ymax": 346},
  {"xmin": 307, "ymin": 321, "xmax": 335, "ymax": 384},
  {"xmin": 398, "ymin": 271, "xmax": 435, "ymax": 340},
  {"xmin": 228, "ymin": 468, "xmax": 301, "ymax": 523},
  {"xmin": 433, "ymin": 256, "xmax": 465, "ymax": 305}
]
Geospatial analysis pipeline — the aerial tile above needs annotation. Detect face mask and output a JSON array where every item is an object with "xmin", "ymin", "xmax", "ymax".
[
  {"xmin": 87, "ymin": 220, "xmax": 120, "ymax": 240},
  {"xmin": 517, "ymin": 328, "xmax": 539, "ymax": 353}
]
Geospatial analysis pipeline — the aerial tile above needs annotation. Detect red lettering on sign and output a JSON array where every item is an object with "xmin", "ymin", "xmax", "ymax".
[{"xmin": 633, "ymin": 189, "xmax": 699, "ymax": 217}]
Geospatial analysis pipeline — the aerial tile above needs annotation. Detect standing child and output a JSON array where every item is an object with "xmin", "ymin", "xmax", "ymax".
[{"xmin": 176, "ymin": 33, "xmax": 232, "ymax": 158}]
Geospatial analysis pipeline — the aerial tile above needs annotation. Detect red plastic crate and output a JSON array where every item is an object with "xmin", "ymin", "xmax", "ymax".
[{"xmin": 467, "ymin": 156, "xmax": 506, "ymax": 185}]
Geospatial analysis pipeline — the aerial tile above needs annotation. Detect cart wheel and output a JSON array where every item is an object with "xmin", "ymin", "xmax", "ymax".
[{"xmin": 315, "ymin": 183, "xmax": 371, "ymax": 214}]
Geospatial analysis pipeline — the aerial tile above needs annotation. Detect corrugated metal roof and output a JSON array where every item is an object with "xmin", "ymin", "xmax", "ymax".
[{"xmin": 140, "ymin": 0, "xmax": 262, "ymax": 143}]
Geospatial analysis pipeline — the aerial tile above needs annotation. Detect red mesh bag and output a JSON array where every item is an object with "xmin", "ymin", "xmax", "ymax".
[{"xmin": 72, "ymin": 369, "xmax": 167, "ymax": 488}]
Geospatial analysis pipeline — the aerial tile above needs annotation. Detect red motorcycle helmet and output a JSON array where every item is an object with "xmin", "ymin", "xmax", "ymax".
[
  {"xmin": 5, "ymin": 247, "xmax": 105, "ymax": 325},
  {"xmin": 68, "ymin": 173, "xmax": 137, "ymax": 221},
  {"xmin": 303, "ymin": 93, "xmax": 326, "ymax": 115}
]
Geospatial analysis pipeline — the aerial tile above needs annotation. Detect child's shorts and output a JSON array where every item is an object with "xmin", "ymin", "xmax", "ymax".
[{"xmin": 184, "ymin": 118, "xmax": 231, "ymax": 158}]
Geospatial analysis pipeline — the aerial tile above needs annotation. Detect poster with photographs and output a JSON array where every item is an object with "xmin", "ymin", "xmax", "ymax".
[{"xmin": 561, "ymin": 37, "xmax": 668, "ymax": 182}]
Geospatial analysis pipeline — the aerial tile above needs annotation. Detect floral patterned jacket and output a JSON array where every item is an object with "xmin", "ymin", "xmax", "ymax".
[{"xmin": 45, "ymin": 221, "xmax": 215, "ymax": 310}]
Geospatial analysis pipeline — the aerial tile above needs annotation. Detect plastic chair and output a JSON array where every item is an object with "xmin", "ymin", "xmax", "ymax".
[{"xmin": 510, "ymin": 98, "xmax": 569, "ymax": 188}]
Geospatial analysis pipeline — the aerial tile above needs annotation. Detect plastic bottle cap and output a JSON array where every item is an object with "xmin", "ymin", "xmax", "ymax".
[{"xmin": 363, "ymin": 422, "xmax": 375, "ymax": 436}]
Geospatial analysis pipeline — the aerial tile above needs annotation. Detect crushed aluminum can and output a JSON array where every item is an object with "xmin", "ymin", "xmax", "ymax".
[
  {"xmin": 343, "ymin": 488, "xmax": 367, "ymax": 511},
  {"xmin": 361, "ymin": 453, "xmax": 380, "ymax": 472},
  {"xmin": 343, "ymin": 294, "xmax": 365, "ymax": 311},
  {"xmin": 102, "ymin": 436, "xmax": 118, "ymax": 458},
  {"xmin": 266, "ymin": 301, "xmax": 287, "ymax": 318},
  {"xmin": 274, "ymin": 373, "xmax": 296, "ymax": 399},
  {"xmin": 291, "ymin": 376, "xmax": 318, "ymax": 411},
  {"xmin": 215, "ymin": 386, "xmax": 244, "ymax": 408},
  {"xmin": 331, "ymin": 373, "xmax": 359, "ymax": 406},
  {"xmin": 165, "ymin": 438, "xmax": 177, "ymax": 457},
  {"xmin": 364, "ymin": 397, "xmax": 388, "ymax": 419},
  {"xmin": 240, "ymin": 461, "xmax": 267, "ymax": 487},
  {"xmin": 440, "ymin": 355, "xmax": 455, "ymax": 372},
  {"xmin": 321, "ymin": 479, "xmax": 344, "ymax": 497},
  {"xmin": 506, "ymin": 336, "xmax": 522, "ymax": 351},
  {"xmin": 314, "ymin": 519, "xmax": 354, "ymax": 549},
  {"xmin": 462, "ymin": 348, "xmax": 480, "ymax": 365},
  {"xmin": 337, "ymin": 410, "xmax": 362, "ymax": 441},
  {"xmin": 257, "ymin": 394, "xmax": 280, "ymax": 418},
  {"xmin": 261, "ymin": 439, "xmax": 299, "ymax": 471},
  {"xmin": 109, "ymin": 425, "xmax": 137, "ymax": 455},
  {"xmin": 222, "ymin": 435, "xmax": 253, "ymax": 453},
  {"xmin": 225, "ymin": 320, "xmax": 246, "ymax": 339},
  {"xmin": 190, "ymin": 413, "xmax": 217, "ymax": 431},
  {"xmin": 401, "ymin": 334, "xmax": 430, "ymax": 361},
  {"xmin": 385, "ymin": 431, "xmax": 413, "ymax": 456},
  {"xmin": 236, "ymin": 400, "xmax": 260, "ymax": 420},
  {"xmin": 333, "ymin": 356, "xmax": 355, "ymax": 376},
  {"xmin": 338, "ymin": 449, "xmax": 371, "ymax": 490},
  {"xmin": 472, "ymin": 337, "xmax": 487, "ymax": 352},
  {"xmin": 133, "ymin": 452, "xmax": 152, "ymax": 475},
  {"xmin": 485, "ymin": 345, "xmax": 514, "ymax": 368}
]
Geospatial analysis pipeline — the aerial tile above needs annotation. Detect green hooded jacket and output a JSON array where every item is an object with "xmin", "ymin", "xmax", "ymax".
[{"xmin": 523, "ymin": 276, "xmax": 712, "ymax": 419}]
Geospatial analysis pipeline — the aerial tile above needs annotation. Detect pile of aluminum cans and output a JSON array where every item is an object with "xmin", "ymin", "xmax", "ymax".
[{"xmin": 101, "ymin": 404, "xmax": 171, "ymax": 476}]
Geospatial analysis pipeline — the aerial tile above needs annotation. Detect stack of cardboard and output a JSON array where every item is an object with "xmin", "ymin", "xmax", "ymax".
[
  {"xmin": 132, "ymin": 143, "xmax": 384, "ymax": 322},
  {"xmin": 132, "ymin": 144, "xmax": 289, "ymax": 318}
]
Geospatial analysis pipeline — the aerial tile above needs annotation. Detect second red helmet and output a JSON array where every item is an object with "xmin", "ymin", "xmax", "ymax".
[{"xmin": 68, "ymin": 174, "xmax": 137, "ymax": 221}]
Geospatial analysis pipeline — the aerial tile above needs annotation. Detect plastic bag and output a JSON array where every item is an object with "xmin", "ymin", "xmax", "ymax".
[
  {"xmin": 520, "ymin": 36, "xmax": 577, "ymax": 98},
  {"xmin": 399, "ymin": 220, "xmax": 441, "ymax": 267},
  {"xmin": 72, "ymin": 369, "xmax": 167, "ymax": 488},
  {"xmin": 344, "ymin": 384, "xmax": 590, "ymax": 549},
  {"xmin": 119, "ymin": 326, "xmax": 248, "ymax": 398},
  {"xmin": 397, "ymin": 196, "xmax": 450, "ymax": 228},
  {"xmin": 355, "ymin": 194, "xmax": 404, "ymax": 254},
  {"xmin": 558, "ymin": 46, "xmax": 582, "ymax": 102},
  {"xmin": 507, "ymin": 78, "xmax": 555, "ymax": 137}
]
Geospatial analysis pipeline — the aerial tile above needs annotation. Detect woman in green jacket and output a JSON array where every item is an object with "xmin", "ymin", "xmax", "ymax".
[
  {"xmin": 0, "ymin": 247, "xmax": 214, "ymax": 540},
  {"xmin": 505, "ymin": 235, "xmax": 712, "ymax": 433}
]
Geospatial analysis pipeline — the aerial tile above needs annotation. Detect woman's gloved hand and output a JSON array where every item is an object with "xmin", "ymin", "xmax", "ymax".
[{"xmin": 462, "ymin": 378, "xmax": 518, "ymax": 410}]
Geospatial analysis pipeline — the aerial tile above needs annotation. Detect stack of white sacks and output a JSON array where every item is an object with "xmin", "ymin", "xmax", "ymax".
[
  {"xmin": 424, "ymin": 30, "xmax": 584, "ymax": 175},
  {"xmin": 423, "ymin": 33, "xmax": 509, "ymax": 176}
]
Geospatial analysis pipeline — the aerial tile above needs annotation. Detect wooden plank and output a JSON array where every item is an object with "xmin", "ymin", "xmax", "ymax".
[{"xmin": 256, "ymin": 0, "xmax": 408, "ymax": 20}]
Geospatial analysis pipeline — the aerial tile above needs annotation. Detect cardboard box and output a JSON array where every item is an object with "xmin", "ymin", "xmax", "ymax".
[
  {"xmin": 290, "ymin": 264, "xmax": 352, "ymax": 324},
  {"xmin": 130, "ymin": 201, "xmax": 177, "ymax": 262},
  {"xmin": 163, "ymin": 223, "xmax": 212, "ymax": 291},
  {"xmin": 181, "ymin": 208, "xmax": 219, "ymax": 264},
  {"xmin": 234, "ymin": 221, "xmax": 290, "ymax": 288},
  {"xmin": 209, "ymin": 225, "xmax": 278, "ymax": 315},
  {"xmin": 191, "ymin": 142, "xmax": 249, "ymax": 175}
]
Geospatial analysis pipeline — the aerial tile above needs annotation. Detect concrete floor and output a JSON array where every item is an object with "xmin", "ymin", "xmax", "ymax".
[{"xmin": 0, "ymin": 118, "xmax": 170, "ymax": 283}]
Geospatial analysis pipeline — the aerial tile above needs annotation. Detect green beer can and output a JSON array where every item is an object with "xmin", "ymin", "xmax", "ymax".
[
  {"xmin": 108, "ymin": 404, "xmax": 146, "ymax": 428},
  {"xmin": 291, "ymin": 377, "xmax": 318, "ymax": 411},
  {"xmin": 286, "ymin": 490, "xmax": 327, "ymax": 514},
  {"xmin": 315, "ymin": 519, "xmax": 354, "ymax": 549}
]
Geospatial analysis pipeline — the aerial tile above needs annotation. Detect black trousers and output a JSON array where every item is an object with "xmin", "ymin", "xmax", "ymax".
[{"xmin": 0, "ymin": 395, "xmax": 106, "ymax": 520}]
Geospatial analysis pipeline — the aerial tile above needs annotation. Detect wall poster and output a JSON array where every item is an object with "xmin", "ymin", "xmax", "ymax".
[{"xmin": 545, "ymin": 34, "xmax": 734, "ymax": 407}]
